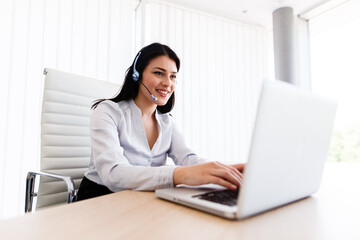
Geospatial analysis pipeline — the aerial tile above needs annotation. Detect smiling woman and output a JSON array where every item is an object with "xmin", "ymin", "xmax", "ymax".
[{"xmin": 76, "ymin": 42, "xmax": 245, "ymax": 201}]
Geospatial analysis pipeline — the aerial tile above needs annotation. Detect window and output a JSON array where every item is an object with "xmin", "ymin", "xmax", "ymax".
[{"xmin": 309, "ymin": 1, "xmax": 360, "ymax": 162}]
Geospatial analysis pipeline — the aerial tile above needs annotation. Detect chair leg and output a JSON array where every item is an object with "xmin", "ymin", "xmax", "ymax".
[{"xmin": 25, "ymin": 172, "xmax": 37, "ymax": 213}]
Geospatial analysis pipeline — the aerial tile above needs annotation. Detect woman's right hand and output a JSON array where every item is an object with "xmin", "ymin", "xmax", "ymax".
[{"xmin": 173, "ymin": 161, "xmax": 244, "ymax": 190}]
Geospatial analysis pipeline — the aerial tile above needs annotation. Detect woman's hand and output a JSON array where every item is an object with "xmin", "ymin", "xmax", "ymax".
[{"xmin": 173, "ymin": 162, "xmax": 245, "ymax": 190}]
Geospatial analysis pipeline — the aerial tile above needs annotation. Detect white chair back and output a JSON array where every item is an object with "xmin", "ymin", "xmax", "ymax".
[{"xmin": 36, "ymin": 68, "xmax": 120, "ymax": 209}]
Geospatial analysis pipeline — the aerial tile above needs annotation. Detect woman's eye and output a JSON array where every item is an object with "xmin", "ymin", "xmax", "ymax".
[
  {"xmin": 154, "ymin": 71, "xmax": 163, "ymax": 76},
  {"xmin": 171, "ymin": 75, "xmax": 177, "ymax": 80}
]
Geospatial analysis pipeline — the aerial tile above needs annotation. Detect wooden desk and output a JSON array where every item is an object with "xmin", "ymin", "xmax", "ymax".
[{"xmin": 1, "ymin": 163, "xmax": 359, "ymax": 240}]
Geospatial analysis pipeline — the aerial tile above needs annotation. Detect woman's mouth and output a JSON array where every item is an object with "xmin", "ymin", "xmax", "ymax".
[{"xmin": 156, "ymin": 89, "xmax": 169, "ymax": 98}]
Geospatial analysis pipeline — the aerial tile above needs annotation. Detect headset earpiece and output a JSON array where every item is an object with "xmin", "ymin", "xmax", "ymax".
[
  {"xmin": 131, "ymin": 51, "xmax": 157, "ymax": 101},
  {"xmin": 132, "ymin": 52, "xmax": 141, "ymax": 82}
]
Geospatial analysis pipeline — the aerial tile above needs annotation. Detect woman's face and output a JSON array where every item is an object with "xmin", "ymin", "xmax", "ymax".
[{"xmin": 139, "ymin": 55, "xmax": 178, "ymax": 106}]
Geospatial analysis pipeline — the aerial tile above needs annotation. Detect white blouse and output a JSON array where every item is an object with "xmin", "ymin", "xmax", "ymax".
[{"xmin": 85, "ymin": 99, "xmax": 206, "ymax": 192}]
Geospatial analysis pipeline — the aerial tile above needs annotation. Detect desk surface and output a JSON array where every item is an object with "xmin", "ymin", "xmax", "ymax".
[{"xmin": 1, "ymin": 163, "xmax": 360, "ymax": 240}]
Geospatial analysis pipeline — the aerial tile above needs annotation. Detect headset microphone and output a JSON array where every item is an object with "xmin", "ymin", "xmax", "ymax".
[
  {"xmin": 140, "ymin": 82, "xmax": 157, "ymax": 101},
  {"xmin": 132, "ymin": 51, "xmax": 157, "ymax": 101}
]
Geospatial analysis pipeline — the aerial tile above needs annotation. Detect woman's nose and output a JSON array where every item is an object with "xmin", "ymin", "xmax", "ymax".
[{"xmin": 162, "ymin": 76, "xmax": 171, "ymax": 86}]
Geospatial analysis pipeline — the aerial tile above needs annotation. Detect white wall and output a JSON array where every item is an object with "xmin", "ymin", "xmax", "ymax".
[{"xmin": 0, "ymin": 0, "xmax": 133, "ymax": 219}]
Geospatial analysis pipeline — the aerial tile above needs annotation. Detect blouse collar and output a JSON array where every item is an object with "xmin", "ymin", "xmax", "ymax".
[{"xmin": 129, "ymin": 99, "xmax": 160, "ymax": 119}]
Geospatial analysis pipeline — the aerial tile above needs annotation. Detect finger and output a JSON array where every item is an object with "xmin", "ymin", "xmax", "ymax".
[
  {"xmin": 207, "ymin": 176, "xmax": 237, "ymax": 190},
  {"xmin": 231, "ymin": 163, "xmax": 246, "ymax": 172},
  {"xmin": 219, "ymin": 166, "xmax": 243, "ymax": 186},
  {"xmin": 215, "ymin": 162, "xmax": 243, "ymax": 181},
  {"xmin": 228, "ymin": 165, "xmax": 243, "ymax": 180},
  {"xmin": 224, "ymin": 166, "xmax": 244, "ymax": 186},
  {"xmin": 208, "ymin": 162, "xmax": 243, "ymax": 186},
  {"xmin": 210, "ymin": 168, "xmax": 242, "ymax": 187}
]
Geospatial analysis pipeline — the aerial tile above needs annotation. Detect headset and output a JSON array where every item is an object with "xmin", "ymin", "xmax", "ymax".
[{"xmin": 132, "ymin": 51, "xmax": 157, "ymax": 101}]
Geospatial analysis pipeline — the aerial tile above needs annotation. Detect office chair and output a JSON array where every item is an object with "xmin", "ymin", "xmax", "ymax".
[{"xmin": 25, "ymin": 68, "xmax": 119, "ymax": 212}]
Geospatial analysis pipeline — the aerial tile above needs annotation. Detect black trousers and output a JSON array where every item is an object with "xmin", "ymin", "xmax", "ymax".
[{"xmin": 76, "ymin": 177, "xmax": 113, "ymax": 201}]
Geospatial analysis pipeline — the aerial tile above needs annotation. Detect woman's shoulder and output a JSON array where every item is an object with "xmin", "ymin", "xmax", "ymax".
[
  {"xmin": 91, "ymin": 100, "xmax": 136, "ymax": 127},
  {"xmin": 92, "ymin": 100, "xmax": 134, "ymax": 120},
  {"xmin": 95, "ymin": 100, "xmax": 131, "ymax": 112}
]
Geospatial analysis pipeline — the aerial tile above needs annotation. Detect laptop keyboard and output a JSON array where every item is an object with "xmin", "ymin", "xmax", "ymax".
[{"xmin": 193, "ymin": 189, "xmax": 239, "ymax": 206}]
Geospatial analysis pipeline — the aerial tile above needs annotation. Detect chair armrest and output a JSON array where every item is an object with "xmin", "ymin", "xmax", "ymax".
[{"xmin": 25, "ymin": 171, "xmax": 76, "ymax": 213}]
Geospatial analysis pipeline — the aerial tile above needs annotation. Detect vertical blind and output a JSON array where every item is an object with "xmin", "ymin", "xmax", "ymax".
[
  {"xmin": 0, "ymin": 0, "xmax": 133, "ymax": 219},
  {"xmin": 140, "ymin": 1, "xmax": 273, "ymax": 163}
]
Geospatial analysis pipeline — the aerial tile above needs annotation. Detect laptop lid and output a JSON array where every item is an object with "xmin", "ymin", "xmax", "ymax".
[
  {"xmin": 236, "ymin": 80, "xmax": 337, "ymax": 218},
  {"xmin": 156, "ymin": 80, "xmax": 337, "ymax": 220}
]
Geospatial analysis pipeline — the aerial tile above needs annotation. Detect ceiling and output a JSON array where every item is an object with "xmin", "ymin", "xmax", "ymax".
[{"xmin": 159, "ymin": 0, "xmax": 331, "ymax": 29}]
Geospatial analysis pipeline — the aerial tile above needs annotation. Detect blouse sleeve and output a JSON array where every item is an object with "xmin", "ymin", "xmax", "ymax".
[
  {"xmin": 167, "ymin": 119, "xmax": 207, "ymax": 166},
  {"xmin": 90, "ymin": 102, "xmax": 176, "ymax": 192}
]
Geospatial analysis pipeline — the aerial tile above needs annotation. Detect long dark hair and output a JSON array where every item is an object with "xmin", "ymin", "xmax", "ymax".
[{"xmin": 92, "ymin": 42, "xmax": 180, "ymax": 113}]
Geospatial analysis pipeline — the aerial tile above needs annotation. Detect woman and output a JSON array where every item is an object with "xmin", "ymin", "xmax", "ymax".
[{"xmin": 77, "ymin": 43, "xmax": 244, "ymax": 201}]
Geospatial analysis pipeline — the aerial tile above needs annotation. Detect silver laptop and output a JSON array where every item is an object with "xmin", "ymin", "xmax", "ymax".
[{"xmin": 156, "ymin": 79, "xmax": 337, "ymax": 219}]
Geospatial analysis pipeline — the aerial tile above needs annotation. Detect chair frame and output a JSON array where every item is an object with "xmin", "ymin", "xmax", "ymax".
[{"xmin": 25, "ymin": 171, "xmax": 76, "ymax": 213}]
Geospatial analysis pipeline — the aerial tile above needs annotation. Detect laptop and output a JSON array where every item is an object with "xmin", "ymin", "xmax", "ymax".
[{"xmin": 156, "ymin": 79, "xmax": 337, "ymax": 219}]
